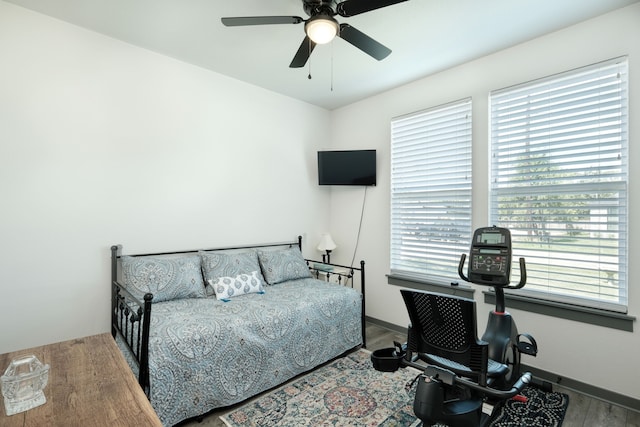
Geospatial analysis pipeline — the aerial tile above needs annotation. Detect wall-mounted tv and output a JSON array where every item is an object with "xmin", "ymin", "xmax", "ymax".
[{"xmin": 318, "ymin": 149, "xmax": 376, "ymax": 186}]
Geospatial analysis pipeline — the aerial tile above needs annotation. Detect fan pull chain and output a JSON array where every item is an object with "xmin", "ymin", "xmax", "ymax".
[{"xmin": 308, "ymin": 37, "xmax": 313, "ymax": 79}]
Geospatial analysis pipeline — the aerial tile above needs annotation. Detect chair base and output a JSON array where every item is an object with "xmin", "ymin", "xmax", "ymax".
[{"xmin": 414, "ymin": 374, "xmax": 487, "ymax": 427}]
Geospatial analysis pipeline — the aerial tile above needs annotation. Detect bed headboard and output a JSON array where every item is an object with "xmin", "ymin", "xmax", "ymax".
[{"xmin": 113, "ymin": 236, "xmax": 302, "ymax": 258}]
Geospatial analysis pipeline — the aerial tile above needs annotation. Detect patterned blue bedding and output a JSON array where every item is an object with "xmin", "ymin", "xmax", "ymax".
[{"xmin": 120, "ymin": 277, "xmax": 362, "ymax": 426}]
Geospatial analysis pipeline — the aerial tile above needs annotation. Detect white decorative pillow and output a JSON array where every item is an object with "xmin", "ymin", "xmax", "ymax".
[{"xmin": 208, "ymin": 271, "xmax": 265, "ymax": 301}]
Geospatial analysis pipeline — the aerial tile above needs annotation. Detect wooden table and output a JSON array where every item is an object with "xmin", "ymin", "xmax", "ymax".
[{"xmin": 0, "ymin": 333, "xmax": 162, "ymax": 426}]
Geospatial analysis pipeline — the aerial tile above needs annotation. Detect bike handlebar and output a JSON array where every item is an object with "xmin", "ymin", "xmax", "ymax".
[
  {"xmin": 458, "ymin": 253, "xmax": 469, "ymax": 282},
  {"xmin": 404, "ymin": 360, "xmax": 531, "ymax": 400},
  {"xmin": 507, "ymin": 257, "xmax": 527, "ymax": 289},
  {"xmin": 457, "ymin": 254, "xmax": 527, "ymax": 289},
  {"xmin": 455, "ymin": 370, "xmax": 531, "ymax": 399}
]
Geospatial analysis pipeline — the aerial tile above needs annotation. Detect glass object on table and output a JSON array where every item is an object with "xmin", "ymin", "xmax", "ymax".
[{"xmin": 1, "ymin": 355, "xmax": 49, "ymax": 415}]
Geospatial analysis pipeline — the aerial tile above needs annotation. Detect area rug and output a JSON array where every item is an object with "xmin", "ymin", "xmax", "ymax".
[
  {"xmin": 220, "ymin": 349, "xmax": 569, "ymax": 427},
  {"xmin": 220, "ymin": 349, "xmax": 421, "ymax": 427},
  {"xmin": 489, "ymin": 384, "xmax": 569, "ymax": 427}
]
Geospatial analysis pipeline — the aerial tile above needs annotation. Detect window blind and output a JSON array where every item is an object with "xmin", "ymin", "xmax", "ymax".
[
  {"xmin": 390, "ymin": 98, "xmax": 472, "ymax": 284},
  {"xmin": 490, "ymin": 57, "xmax": 628, "ymax": 312}
]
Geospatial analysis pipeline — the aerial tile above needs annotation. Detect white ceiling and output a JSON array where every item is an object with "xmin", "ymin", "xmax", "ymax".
[{"xmin": 5, "ymin": 0, "xmax": 638, "ymax": 110}]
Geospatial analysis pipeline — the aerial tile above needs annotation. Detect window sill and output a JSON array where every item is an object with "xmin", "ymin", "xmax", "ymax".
[
  {"xmin": 387, "ymin": 274, "xmax": 475, "ymax": 299},
  {"xmin": 483, "ymin": 291, "xmax": 635, "ymax": 332},
  {"xmin": 386, "ymin": 274, "xmax": 634, "ymax": 332}
]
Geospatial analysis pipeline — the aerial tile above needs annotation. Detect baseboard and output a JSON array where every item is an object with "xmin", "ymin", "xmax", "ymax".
[
  {"xmin": 366, "ymin": 316, "xmax": 640, "ymax": 413},
  {"xmin": 365, "ymin": 316, "xmax": 408, "ymax": 335}
]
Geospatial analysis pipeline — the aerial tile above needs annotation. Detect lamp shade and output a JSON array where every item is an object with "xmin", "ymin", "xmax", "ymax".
[
  {"xmin": 317, "ymin": 233, "xmax": 337, "ymax": 252},
  {"xmin": 305, "ymin": 15, "xmax": 339, "ymax": 44}
]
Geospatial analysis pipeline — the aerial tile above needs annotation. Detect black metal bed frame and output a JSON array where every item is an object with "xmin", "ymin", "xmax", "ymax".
[{"xmin": 110, "ymin": 236, "xmax": 366, "ymax": 395}]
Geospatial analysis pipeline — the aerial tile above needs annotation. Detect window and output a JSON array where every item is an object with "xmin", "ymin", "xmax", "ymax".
[
  {"xmin": 390, "ymin": 98, "xmax": 472, "ymax": 285},
  {"xmin": 490, "ymin": 57, "xmax": 628, "ymax": 312}
]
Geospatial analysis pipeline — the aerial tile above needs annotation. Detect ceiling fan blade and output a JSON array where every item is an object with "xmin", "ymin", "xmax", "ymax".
[
  {"xmin": 221, "ymin": 16, "xmax": 304, "ymax": 26},
  {"xmin": 336, "ymin": 0, "xmax": 408, "ymax": 17},
  {"xmin": 290, "ymin": 36, "xmax": 317, "ymax": 68},
  {"xmin": 339, "ymin": 24, "xmax": 391, "ymax": 60}
]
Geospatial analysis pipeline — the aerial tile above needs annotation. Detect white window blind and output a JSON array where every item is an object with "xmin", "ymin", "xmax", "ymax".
[
  {"xmin": 490, "ymin": 57, "xmax": 628, "ymax": 312},
  {"xmin": 391, "ymin": 98, "xmax": 472, "ymax": 284}
]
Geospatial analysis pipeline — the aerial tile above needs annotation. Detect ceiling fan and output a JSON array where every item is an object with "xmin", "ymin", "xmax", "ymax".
[{"xmin": 221, "ymin": 0, "xmax": 408, "ymax": 68}]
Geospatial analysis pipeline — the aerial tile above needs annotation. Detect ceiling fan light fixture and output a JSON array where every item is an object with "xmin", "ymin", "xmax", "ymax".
[{"xmin": 305, "ymin": 15, "xmax": 339, "ymax": 44}]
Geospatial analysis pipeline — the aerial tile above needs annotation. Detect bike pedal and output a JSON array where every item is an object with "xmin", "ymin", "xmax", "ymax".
[
  {"xmin": 517, "ymin": 333, "xmax": 538, "ymax": 356},
  {"xmin": 517, "ymin": 341, "xmax": 537, "ymax": 356}
]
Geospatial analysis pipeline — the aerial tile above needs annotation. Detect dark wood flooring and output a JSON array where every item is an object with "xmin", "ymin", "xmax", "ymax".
[{"xmin": 184, "ymin": 321, "xmax": 640, "ymax": 426}]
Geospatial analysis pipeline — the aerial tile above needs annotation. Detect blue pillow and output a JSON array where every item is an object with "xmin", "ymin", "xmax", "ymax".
[
  {"xmin": 258, "ymin": 247, "xmax": 312, "ymax": 285},
  {"xmin": 200, "ymin": 250, "xmax": 267, "ymax": 293},
  {"xmin": 121, "ymin": 255, "xmax": 206, "ymax": 303}
]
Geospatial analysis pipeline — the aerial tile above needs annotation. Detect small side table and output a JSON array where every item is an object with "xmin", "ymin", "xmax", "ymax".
[
  {"xmin": 311, "ymin": 262, "xmax": 353, "ymax": 286},
  {"xmin": 0, "ymin": 333, "xmax": 161, "ymax": 426}
]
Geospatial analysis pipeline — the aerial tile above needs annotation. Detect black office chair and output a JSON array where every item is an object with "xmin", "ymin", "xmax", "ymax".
[{"xmin": 400, "ymin": 289, "xmax": 531, "ymax": 427}]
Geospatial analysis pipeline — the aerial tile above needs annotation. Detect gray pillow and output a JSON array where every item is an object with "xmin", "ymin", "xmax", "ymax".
[
  {"xmin": 258, "ymin": 247, "xmax": 312, "ymax": 285},
  {"xmin": 120, "ymin": 255, "xmax": 206, "ymax": 303},
  {"xmin": 200, "ymin": 250, "xmax": 267, "ymax": 290}
]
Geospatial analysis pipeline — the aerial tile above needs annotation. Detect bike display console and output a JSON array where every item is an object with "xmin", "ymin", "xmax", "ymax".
[{"xmin": 468, "ymin": 226, "xmax": 512, "ymax": 286}]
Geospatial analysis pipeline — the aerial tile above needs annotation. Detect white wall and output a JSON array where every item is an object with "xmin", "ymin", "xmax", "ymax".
[
  {"xmin": 0, "ymin": 2, "xmax": 332, "ymax": 353},
  {"xmin": 329, "ymin": 4, "xmax": 640, "ymax": 400},
  {"xmin": 2, "ymin": 0, "xmax": 639, "ymax": 402}
]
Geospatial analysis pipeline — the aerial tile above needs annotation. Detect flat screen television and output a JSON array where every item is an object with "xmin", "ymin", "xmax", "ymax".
[{"xmin": 318, "ymin": 149, "xmax": 376, "ymax": 186}]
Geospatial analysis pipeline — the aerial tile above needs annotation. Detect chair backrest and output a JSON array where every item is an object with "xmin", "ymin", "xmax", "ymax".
[{"xmin": 401, "ymin": 289, "xmax": 489, "ymax": 384}]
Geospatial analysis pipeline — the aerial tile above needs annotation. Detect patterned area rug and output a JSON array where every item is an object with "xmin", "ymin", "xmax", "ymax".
[
  {"xmin": 220, "ymin": 349, "xmax": 421, "ymax": 427},
  {"xmin": 490, "ymin": 385, "xmax": 569, "ymax": 426},
  {"xmin": 220, "ymin": 349, "xmax": 569, "ymax": 427}
]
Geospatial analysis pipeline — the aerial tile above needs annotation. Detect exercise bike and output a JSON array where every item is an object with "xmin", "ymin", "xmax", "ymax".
[
  {"xmin": 457, "ymin": 226, "xmax": 538, "ymax": 389},
  {"xmin": 375, "ymin": 226, "xmax": 538, "ymax": 426}
]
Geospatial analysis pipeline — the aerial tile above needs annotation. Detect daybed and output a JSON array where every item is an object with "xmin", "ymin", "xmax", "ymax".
[{"xmin": 110, "ymin": 236, "xmax": 365, "ymax": 426}]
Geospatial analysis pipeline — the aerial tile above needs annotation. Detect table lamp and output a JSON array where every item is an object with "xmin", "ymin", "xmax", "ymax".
[{"xmin": 317, "ymin": 232, "xmax": 337, "ymax": 264}]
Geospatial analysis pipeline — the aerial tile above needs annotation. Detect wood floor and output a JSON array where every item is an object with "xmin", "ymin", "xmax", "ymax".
[{"xmin": 183, "ymin": 322, "xmax": 640, "ymax": 427}]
